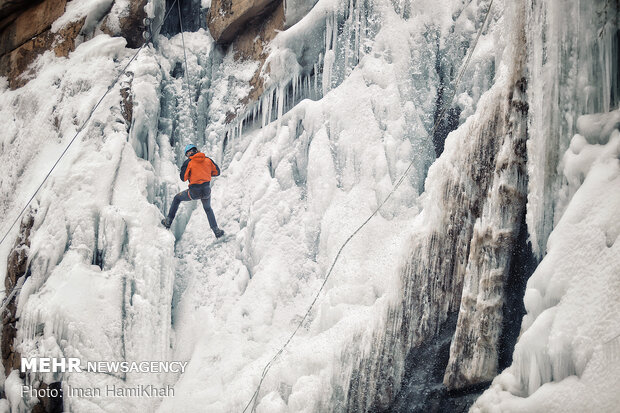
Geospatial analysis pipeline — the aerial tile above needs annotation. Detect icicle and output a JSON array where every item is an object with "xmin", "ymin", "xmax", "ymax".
[
  {"xmin": 314, "ymin": 62, "xmax": 319, "ymax": 98},
  {"xmin": 325, "ymin": 16, "xmax": 331, "ymax": 51},
  {"xmin": 268, "ymin": 89, "xmax": 274, "ymax": 125},
  {"xmin": 331, "ymin": 13, "xmax": 338, "ymax": 51},
  {"xmin": 262, "ymin": 93, "xmax": 268, "ymax": 128},
  {"xmin": 322, "ymin": 50, "xmax": 335, "ymax": 96},
  {"xmin": 277, "ymin": 86, "xmax": 285, "ymax": 121}
]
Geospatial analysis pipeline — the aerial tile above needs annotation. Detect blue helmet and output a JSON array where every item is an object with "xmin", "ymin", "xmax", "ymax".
[{"xmin": 184, "ymin": 144, "xmax": 197, "ymax": 154}]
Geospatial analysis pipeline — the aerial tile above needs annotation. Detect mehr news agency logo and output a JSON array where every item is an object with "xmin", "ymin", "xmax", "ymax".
[{"xmin": 20, "ymin": 358, "xmax": 188, "ymax": 398}]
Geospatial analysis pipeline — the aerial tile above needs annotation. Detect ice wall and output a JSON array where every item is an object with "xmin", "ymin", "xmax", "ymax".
[
  {"xmin": 472, "ymin": 110, "xmax": 620, "ymax": 413},
  {"xmin": 157, "ymin": 0, "xmax": 445, "ymax": 407},
  {"xmin": 157, "ymin": 0, "xmax": 510, "ymax": 411},
  {"xmin": 1, "ymin": 0, "xmax": 616, "ymax": 412},
  {"xmin": 0, "ymin": 31, "xmax": 180, "ymax": 412},
  {"xmin": 226, "ymin": 0, "xmax": 498, "ymax": 148},
  {"xmin": 525, "ymin": 0, "xmax": 619, "ymax": 259},
  {"xmin": 443, "ymin": 29, "xmax": 529, "ymax": 392},
  {"xmin": 345, "ymin": 0, "xmax": 619, "ymax": 409},
  {"xmin": 344, "ymin": 5, "xmax": 531, "ymax": 410},
  {"xmin": 471, "ymin": 1, "xmax": 620, "ymax": 411}
]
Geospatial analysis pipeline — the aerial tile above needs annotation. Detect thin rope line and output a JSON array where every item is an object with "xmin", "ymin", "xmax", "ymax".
[
  {"xmin": 0, "ymin": 0, "xmax": 179, "ymax": 249},
  {"xmin": 0, "ymin": 0, "xmax": 180, "ymax": 311},
  {"xmin": 177, "ymin": 1, "xmax": 197, "ymax": 130},
  {"xmin": 605, "ymin": 332, "xmax": 620, "ymax": 345},
  {"xmin": 242, "ymin": 0, "xmax": 495, "ymax": 411}
]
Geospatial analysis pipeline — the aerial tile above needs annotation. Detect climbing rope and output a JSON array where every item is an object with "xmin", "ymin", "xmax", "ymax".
[
  {"xmin": 0, "ymin": 0, "xmax": 181, "ymax": 249},
  {"xmin": 241, "ymin": 0, "xmax": 496, "ymax": 411},
  {"xmin": 177, "ymin": 0, "xmax": 198, "ymax": 130},
  {"xmin": 0, "ymin": 0, "xmax": 180, "ymax": 312}
]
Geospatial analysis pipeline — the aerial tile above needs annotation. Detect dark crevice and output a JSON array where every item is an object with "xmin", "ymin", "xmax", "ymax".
[
  {"xmin": 385, "ymin": 210, "xmax": 537, "ymax": 413},
  {"xmin": 93, "ymin": 249, "xmax": 104, "ymax": 269},
  {"xmin": 160, "ymin": 0, "xmax": 205, "ymax": 36},
  {"xmin": 498, "ymin": 210, "xmax": 537, "ymax": 370},
  {"xmin": 267, "ymin": 157, "xmax": 275, "ymax": 178},
  {"xmin": 31, "ymin": 381, "xmax": 63, "ymax": 413},
  {"xmin": 222, "ymin": 131, "xmax": 229, "ymax": 155},
  {"xmin": 432, "ymin": 42, "xmax": 461, "ymax": 157},
  {"xmin": 171, "ymin": 61, "xmax": 184, "ymax": 78},
  {"xmin": 611, "ymin": 27, "xmax": 620, "ymax": 109},
  {"xmin": 385, "ymin": 313, "xmax": 479, "ymax": 413}
]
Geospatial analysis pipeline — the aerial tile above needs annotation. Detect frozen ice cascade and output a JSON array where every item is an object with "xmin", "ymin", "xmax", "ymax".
[{"xmin": 0, "ymin": 0, "xmax": 618, "ymax": 412}]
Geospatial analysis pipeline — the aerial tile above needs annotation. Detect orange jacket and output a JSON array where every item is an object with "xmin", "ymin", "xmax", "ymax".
[{"xmin": 182, "ymin": 152, "xmax": 220, "ymax": 185}]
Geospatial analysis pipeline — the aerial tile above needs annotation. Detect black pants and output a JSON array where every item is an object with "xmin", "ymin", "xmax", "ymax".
[{"xmin": 167, "ymin": 182, "xmax": 218, "ymax": 230}]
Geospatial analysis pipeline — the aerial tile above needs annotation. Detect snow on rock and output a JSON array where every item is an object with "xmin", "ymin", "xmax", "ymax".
[
  {"xmin": 2, "ymin": 0, "xmax": 616, "ymax": 411},
  {"xmin": 207, "ymin": 0, "xmax": 279, "ymax": 43},
  {"xmin": 0, "ymin": 32, "xmax": 178, "ymax": 411},
  {"xmin": 443, "ymin": 18, "xmax": 529, "ymax": 387},
  {"xmin": 51, "ymin": 0, "xmax": 114, "ymax": 34},
  {"xmin": 472, "ymin": 111, "xmax": 620, "ymax": 412}
]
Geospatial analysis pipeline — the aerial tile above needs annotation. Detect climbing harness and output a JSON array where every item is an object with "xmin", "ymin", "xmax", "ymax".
[
  {"xmin": 0, "ymin": 0, "xmax": 181, "ymax": 311},
  {"xmin": 241, "ymin": 0, "xmax": 496, "ymax": 411}
]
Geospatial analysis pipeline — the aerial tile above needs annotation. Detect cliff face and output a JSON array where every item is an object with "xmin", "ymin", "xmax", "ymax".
[
  {"xmin": 0, "ymin": 0, "xmax": 148, "ymax": 89},
  {"xmin": 345, "ymin": 17, "xmax": 530, "ymax": 409},
  {"xmin": 207, "ymin": 0, "xmax": 285, "ymax": 121},
  {"xmin": 0, "ymin": 0, "xmax": 71, "ymax": 89},
  {"xmin": 1, "ymin": 0, "xmax": 618, "ymax": 411},
  {"xmin": 207, "ymin": 0, "xmax": 279, "ymax": 43},
  {"xmin": 2, "ymin": 214, "xmax": 33, "ymax": 379}
]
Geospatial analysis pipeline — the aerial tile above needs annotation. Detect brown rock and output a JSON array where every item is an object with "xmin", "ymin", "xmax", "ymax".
[
  {"xmin": 0, "ymin": 0, "xmax": 66, "ymax": 56},
  {"xmin": 0, "ymin": 16, "xmax": 84, "ymax": 89},
  {"xmin": 207, "ymin": 0, "xmax": 281, "ymax": 43},
  {"xmin": 120, "ymin": 72, "xmax": 134, "ymax": 129},
  {"xmin": 0, "ymin": 30, "xmax": 54, "ymax": 88},
  {"xmin": 101, "ymin": 0, "xmax": 147, "ymax": 48},
  {"xmin": 53, "ymin": 16, "xmax": 85, "ymax": 57},
  {"xmin": 221, "ymin": 0, "xmax": 283, "ymax": 122},
  {"xmin": 30, "ymin": 382, "xmax": 63, "ymax": 413},
  {"xmin": 0, "ymin": 0, "xmax": 146, "ymax": 89},
  {"xmin": 0, "ymin": 0, "xmax": 40, "ymax": 30},
  {"xmin": 2, "ymin": 214, "xmax": 34, "ymax": 378}
]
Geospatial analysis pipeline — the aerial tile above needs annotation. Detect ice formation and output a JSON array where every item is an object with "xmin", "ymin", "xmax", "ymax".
[{"xmin": 0, "ymin": 0, "xmax": 618, "ymax": 411}]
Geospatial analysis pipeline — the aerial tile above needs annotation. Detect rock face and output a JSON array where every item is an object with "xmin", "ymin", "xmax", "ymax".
[
  {"xmin": 0, "ymin": 0, "xmax": 69, "ymax": 88},
  {"xmin": 442, "ymin": 75, "xmax": 528, "ymax": 390},
  {"xmin": 207, "ymin": 0, "xmax": 280, "ymax": 43},
  {"xmin": 344, "ymin": 10, "xmax": 530, "ymax": 409},
  {"xmin": 232, "ymin": 1, "xmax": 284, "ymax": 109},
  {"xmin": 0, "ymin": 15, "xmax": 86, "ymax": 89},
  {"xmin": 208, "ymin": 0, "xmax": 285, "ymax": 122},
  {"xmin": 0, "ymin": 0, "xmax": 39, "ymax": 21},
  {"xmin": 2, "ymin": 214, "xmax": 33, "ymax": 379},
  {"xmin": 0, "ymin": 0, "xmax": 148, "ymax": 89},
  {"xmin": 101, "ymin": 0, "xmax": 148, "ymax": 48},
  {"xmin": 0, "ymin": 0, "xmax": 65, "ymax": 56}
]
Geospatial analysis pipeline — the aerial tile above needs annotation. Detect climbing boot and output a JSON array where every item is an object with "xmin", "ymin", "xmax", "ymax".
[
  {"xmin": 213, "ymin": 228, "xmax": 225, "ymax": 239},
  {"xmin": 161, "ymin": 217, "xmax": 172, "ymax": 229}
]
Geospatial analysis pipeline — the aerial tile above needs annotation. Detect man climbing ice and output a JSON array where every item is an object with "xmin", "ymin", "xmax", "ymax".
[{"xmin": 161, "ymin": 144, "xmax": 225, "ymax": 238}]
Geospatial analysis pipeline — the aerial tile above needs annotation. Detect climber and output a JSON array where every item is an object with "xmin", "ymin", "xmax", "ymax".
[{"xmin": 161, "ymin": 144, "xmax": 225, "ymax": 238}]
